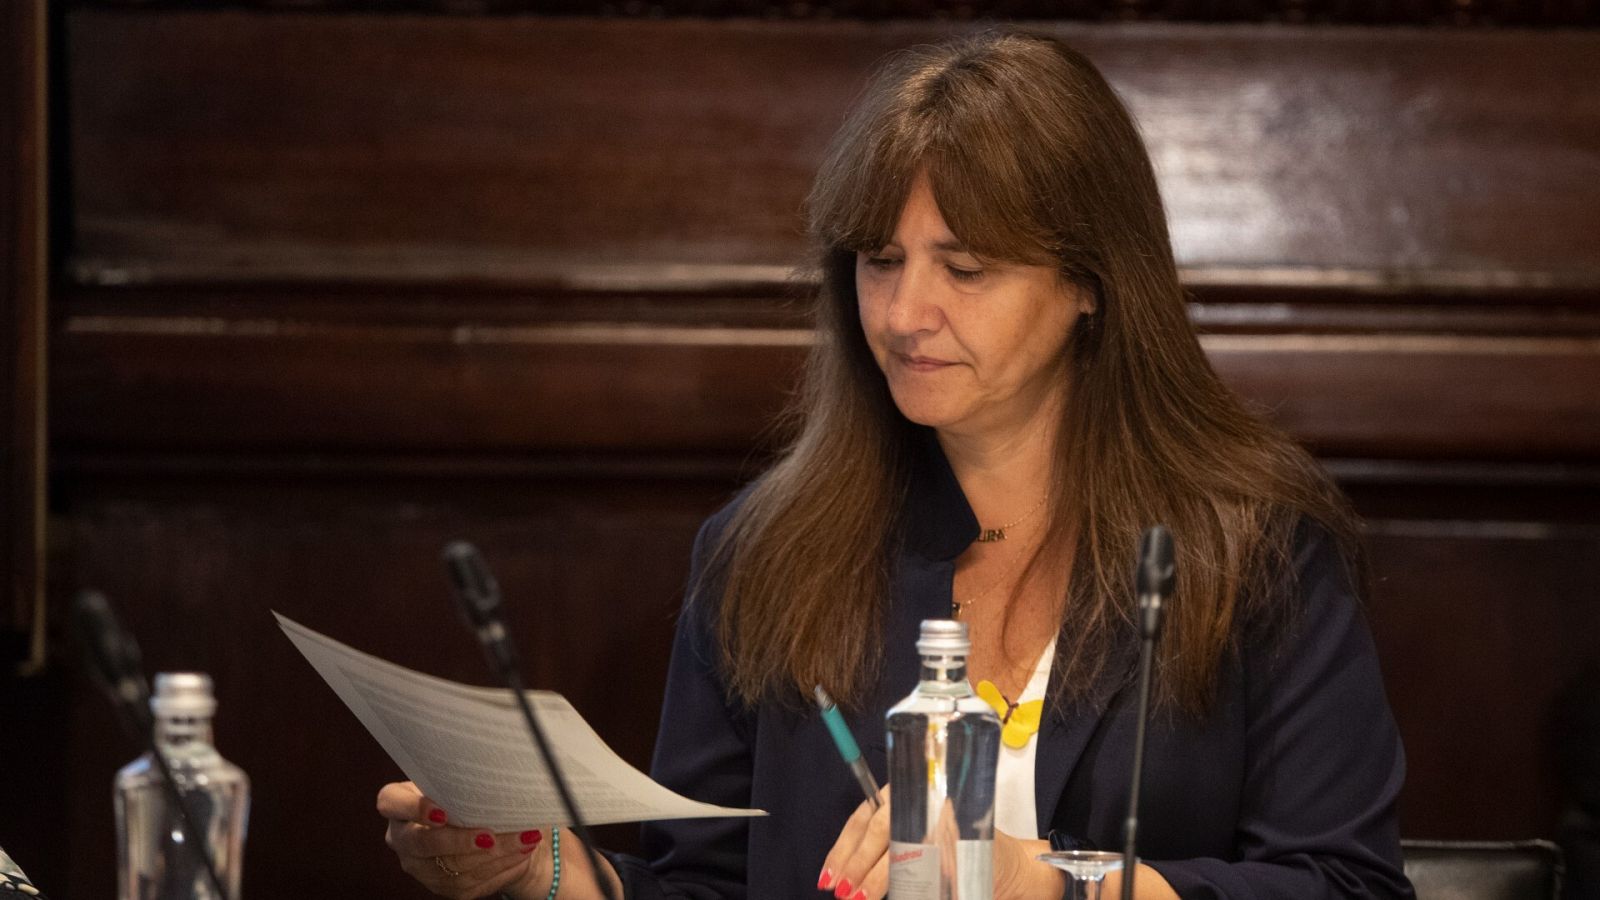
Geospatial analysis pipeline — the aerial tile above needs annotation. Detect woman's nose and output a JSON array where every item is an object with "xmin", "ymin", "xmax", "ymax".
[{"xmin": 884, "ymin": 262, "xmax": 944, "ymax": 335}]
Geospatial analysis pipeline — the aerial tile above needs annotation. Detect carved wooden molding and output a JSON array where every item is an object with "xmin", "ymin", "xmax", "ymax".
[{"xmin": 50, "ymin": 292, "xmax": 1600, "ymax": 463}]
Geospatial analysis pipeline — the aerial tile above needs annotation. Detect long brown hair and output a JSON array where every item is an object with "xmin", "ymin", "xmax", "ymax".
[{"xmin": 708, "ymin": 31, "xmax": 1360, "ymax": 714}]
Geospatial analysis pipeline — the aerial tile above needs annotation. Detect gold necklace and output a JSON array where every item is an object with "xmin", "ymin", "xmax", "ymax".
[
  {"xmin": 974, "ymin": 495, "xmax": 1048, "ymax": 543},
  {"xmin": 951, "ymin": 541, "xmax": 1028, "ymax": 620}
]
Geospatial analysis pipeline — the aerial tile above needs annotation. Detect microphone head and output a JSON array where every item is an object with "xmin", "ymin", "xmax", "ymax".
[
  {"xmin": 73, "ymin": 590, "xmax": 140, "ymax": 684},
  {"xmin": 1135, "ymin": 526, "xmax": 1176, "ymax": 599},
  {"xmin": 72, "ymin": 589, "xmax": 153, "ymax": 731},
  {"xmin": 1135, "ymin": 526, "xmax": 1175, "ymax": 641},
  {"xmin": 442, "ymin": 540, "xmax": 501, "ymax": 629}
]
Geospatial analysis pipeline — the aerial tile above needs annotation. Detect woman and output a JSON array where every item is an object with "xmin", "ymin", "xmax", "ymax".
[{"xmin": 379, "ymin": 31, "xmax": 1412, "ymax": 900}]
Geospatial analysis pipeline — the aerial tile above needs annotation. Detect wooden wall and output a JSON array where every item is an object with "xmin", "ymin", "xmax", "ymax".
[
  {"xmin": 3, "ymin": 7, "xmax": 1598, "ymax": 898},
  {"xmin": 1, "ymin": 0, "xmax": 47, "ymax": 679}
]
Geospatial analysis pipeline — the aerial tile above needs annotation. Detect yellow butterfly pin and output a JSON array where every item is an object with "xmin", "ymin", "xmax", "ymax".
[{"xmin": 976, "ymin": 680, "xmax": 1044, "ymax": 749}]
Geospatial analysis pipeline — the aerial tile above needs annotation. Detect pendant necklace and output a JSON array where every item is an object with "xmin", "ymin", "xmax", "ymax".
[
  {"xmin": 952, "ymin": 497, "xmax": 1047, "ymax": 619},
  {"xmin": 974, "ymin": 494, "xmax": 1048, "ymax": 543},
  {"xmin": 952, "ymin": 549, "xmax": 1023, "ymax": 620}
]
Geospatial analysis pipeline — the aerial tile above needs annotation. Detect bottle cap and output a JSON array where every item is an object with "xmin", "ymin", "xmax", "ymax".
[
  {"xmin": 916, "ymin": 619, "xmax": 969, "ymax": 657},
  {"xmin": 151, "ymin": 672, "xmax": 217, "ymax": 718}
]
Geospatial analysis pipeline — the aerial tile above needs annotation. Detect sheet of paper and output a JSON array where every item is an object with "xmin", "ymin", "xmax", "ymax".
[{"xmin": 274, "ymin": 612, "xmax": 765, "ymax": 831}]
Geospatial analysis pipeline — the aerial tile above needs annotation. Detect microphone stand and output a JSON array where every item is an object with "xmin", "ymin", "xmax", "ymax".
[
  {"xmin": 1122, "ymin": 527, "xmax": 1174, "ymax": 900},
  {"xmin": 442, "ymin": 542, "xmax": 618, "ymax": 900},
  {"xmin": 74, "ymin": 590, "xmax": 232, "ymax": 900}
]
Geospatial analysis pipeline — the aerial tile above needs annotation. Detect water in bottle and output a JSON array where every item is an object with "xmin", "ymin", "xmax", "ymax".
[
  {"xmin": 887, "ymin": 620, "xmax": 1001, "ymax": 900},
  {"xmin": 115, "ymin": 672, "xmax": 250, "ymax": 900}
]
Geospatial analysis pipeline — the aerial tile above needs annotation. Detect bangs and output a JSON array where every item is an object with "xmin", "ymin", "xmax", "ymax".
[
  {"xmin": 804, "ymin": 115, "xmax": 920, "ymax": 255},
  {"xmin": 925, "ymin": 148, "xmax": 1059, "ymax": 267},
  {"xmin": 806, "ymin": 39, "xmax": 1066, "ymax": 267}
]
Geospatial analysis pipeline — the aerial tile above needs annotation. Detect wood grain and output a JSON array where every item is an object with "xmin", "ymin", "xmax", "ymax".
[
  {"xmin": 65, "ymin": 14, "xmax": 1600, "ymax": 291},
  {"xmin": 1366, "ymin": 521, "xmax": 1600, "ymax": 839},
  {"xmin": 50, "ymin": 298, "xmax": 1600, "ymax": 462}
]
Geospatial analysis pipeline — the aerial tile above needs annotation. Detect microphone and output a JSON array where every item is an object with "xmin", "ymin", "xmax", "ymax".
[
  {"xmin": 74, "ymin": 589, "xmax": 153, "ymax": 737},
  {"xmin": 1135, "ymin": 526, "xmax": 1175, "ymax": 641},
  {"xmin": 1123, "ymin": 526, "xmax": 1175, "ymax": 900},
  {"xmin": 72, "ymin": 590, "xmax": 231, "ymax": 900},
  {"xmin": 440, "ymin": 542, "xmax": 616, "ymax": 900},
  {"xmin": 444, "ymin": 541, "xmax": 518, "ymax": 677}
]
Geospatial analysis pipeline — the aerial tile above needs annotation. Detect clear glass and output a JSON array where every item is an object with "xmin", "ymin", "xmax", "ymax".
[
  {"xmin": 1035, "ymin": 850, "xmax": 1126, "ymax": 900},
  {"xmin": 115, "ymin": 712, "xmax": 250, "ymax": 899},
  {"xmin": 886, "ymin": 646, "xmax": 1002, "ymax": 900}
]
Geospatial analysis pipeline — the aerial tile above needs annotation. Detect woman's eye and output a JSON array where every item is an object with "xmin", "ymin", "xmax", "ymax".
[
  {"xmin": 863, "ymin": 256, "xmax": 901, "ymax": 271},
  {"xmin": 947, "ymin": 265, "xmax": 984, "ymax": 282}
]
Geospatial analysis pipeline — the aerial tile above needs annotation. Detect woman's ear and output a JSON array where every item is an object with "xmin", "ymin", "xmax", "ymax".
[
  {"xmin": 1056, "ymin": 271, "xmax": 1099, "ymax": 319},
  {"xmin": 1073, "ymin": 282, "xmax": 1098, "ymax": 318}
]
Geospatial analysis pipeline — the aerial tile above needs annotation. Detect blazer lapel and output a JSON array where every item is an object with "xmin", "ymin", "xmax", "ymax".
[{"xmin": 1033, "ymin": 643, "xmax": 1135, "ymax": 838}]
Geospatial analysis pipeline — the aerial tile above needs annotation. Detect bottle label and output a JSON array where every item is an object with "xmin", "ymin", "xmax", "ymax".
[{"xmin": 889, "ymin": 841, "xmax": 941, "ymax": 900}]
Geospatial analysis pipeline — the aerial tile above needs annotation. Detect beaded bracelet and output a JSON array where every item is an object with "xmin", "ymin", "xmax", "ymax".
[{"xmin": 544, "ymin": 826, "xmax": 562, "ymax": 900}]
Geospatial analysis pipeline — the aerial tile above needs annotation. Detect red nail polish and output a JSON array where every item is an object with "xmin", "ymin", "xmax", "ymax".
[
  {"xmin": 834, "ymin": 877, "xmax": 853, "ymax": 899},
  {"xmin": 851, "ymin": 890, "xmax": 867, "ymax": 900},
  {"xmin": 817, "ymin": 868, "xmax": 835, "ymax": 891},
  {"xmin": 475, "ymin": 832, "xmax": 495, "ymax": 849},
  {"xmin": 520, "ymin": 830, "xmax": 542, "ymax": 845},
  {"xmin": 428, "ymin": 809, "xmax": 448, "ymax": 825}
]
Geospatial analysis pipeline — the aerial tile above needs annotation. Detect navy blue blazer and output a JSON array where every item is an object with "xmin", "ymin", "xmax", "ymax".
[{"xmin": 608, "ymin": 441, "xmax": 1412, "ymax": 899}]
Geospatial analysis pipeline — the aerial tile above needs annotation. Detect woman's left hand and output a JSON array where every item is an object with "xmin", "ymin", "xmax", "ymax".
[
  {"xmin": 818, "ymin": 785, "xmax": 1068, "ymax": 900},
  {"xmin": 818, "ymin": 785, "xmax": 891, "ymax": 899}
]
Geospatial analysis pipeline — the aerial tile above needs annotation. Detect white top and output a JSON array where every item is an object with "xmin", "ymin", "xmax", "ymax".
[{"xmin": 993, "ymin": 638, "xmax": 1055, "ymax": 839}]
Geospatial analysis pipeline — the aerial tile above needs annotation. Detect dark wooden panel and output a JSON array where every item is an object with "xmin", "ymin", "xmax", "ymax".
[
  {"xmin": 2, "ymin": 0, "xmax": 48, "ymax": 649},
  {"xmin": 1, "ymin": 2, "xmax": 62, "ymax": 889},
  {"xmin": 0, "ymin": 0, "xmax": 60, "ymax": 880},
  {"xmin": 50, "ymin": 310, "xmax": 809, "ymax": 455},
  {"xmin": 1206, "ymin": 333, "xmax": 1600, "ymax": 460},
  {"xmin": 46, "ymin": 475, "xmax": 733, "ymax": 899},
  {"xmin": 66, "ymin": 0, "xmax": 1600, "ymax": 28},
  {"xmin": 65, "ymin": 14, "xmax": 1600, "ymax": 290},
  {"xmin": 49, "ymin": 303, "xmax": 1600, "ymax": 462},
  {"xmin": 1335, "ymin": 460, "xmax": 1600, "ymax": 526},
  {"xmin": 1365, "ymin": 521, "xmax": 1600, "ymax": 839},
  {"xmin": 1, "ymin": 14, "xmax": 54, "ymax": 886}
]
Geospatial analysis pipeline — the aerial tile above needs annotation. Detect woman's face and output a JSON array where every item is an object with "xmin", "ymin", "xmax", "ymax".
[{"xmin": 856, "ymin": 172, "xmax": 1093, "ymax": 442}]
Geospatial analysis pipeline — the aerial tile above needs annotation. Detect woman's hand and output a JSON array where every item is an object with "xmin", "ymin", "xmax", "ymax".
[
  {"xmin": 817, "ymin": 785, "xmax": 1104, "ymax": 900},
  {"xmin": 818, "ymin": 785, "xmax": 891, "ymax": 899},
  {"xmin": 995, "ymin": 835, "xmax": 1179, "ymax": 900},
  {"xmin": 377, "ymin": 781, "xmax": 547, "ymax": 900},
  {"xmin": 993, "ymin": 832, "xmax": 1061, "ymax": 900},
  {"xmin": 817, "ymin": 787, "xmax": 1059, "ymax": 900}
]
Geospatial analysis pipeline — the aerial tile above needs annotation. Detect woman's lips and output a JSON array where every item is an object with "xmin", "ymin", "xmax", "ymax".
[{"xmin": 896, "ymin": 353, "xmax": 956, "ymax": 373}]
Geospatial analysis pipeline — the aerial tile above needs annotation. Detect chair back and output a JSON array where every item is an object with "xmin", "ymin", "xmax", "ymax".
[{"xmin": 1403, "ymin": 839, "xmax": 1564, "ymax": 900}]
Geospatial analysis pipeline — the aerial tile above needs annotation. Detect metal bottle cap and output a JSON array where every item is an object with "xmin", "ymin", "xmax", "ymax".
[
  {"xmin": 916, "ymin": 619, "xmax": 970, "ymax": 657},
  {"xmin": 151, "ymin": 672, "xmax": 217, "ymax": 718}
]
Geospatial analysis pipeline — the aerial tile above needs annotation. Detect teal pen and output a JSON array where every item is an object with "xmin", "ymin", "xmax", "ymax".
[{"xmin": 813, "ymin": 685, "xmax": 882, "ymax": 809}]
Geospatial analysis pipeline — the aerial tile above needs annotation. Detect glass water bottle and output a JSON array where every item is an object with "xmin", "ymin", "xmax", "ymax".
[
  {"xmin": 115, "ymin": 672, "xmax": 250, "ymax": 900},
  {"xmin": 886, "ymin": 620, "xmax": 1001, "ymax": 900}
]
